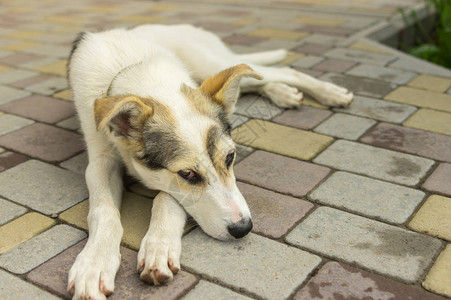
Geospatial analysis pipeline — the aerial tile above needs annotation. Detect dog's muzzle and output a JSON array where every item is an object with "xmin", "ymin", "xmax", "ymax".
[{"xmin": 227, "ymin": 218, "xmax": 253, "ymax": 239}]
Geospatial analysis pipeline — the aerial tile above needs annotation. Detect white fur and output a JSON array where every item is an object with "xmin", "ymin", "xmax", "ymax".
[{"xmin": 68, "ymin": 24, "xmax": 353, "ymax": 300}]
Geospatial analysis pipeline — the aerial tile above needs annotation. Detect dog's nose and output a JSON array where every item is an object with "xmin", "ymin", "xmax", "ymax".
[{"xmin": 227, "ymin": 218, "xmax": 253, "ymax": 239}]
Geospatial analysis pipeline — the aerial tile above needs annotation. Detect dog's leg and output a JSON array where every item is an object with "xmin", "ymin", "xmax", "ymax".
[
  {"xmin": 68, "ymin": 136, "xmax": 124, "ymax": 300},
  {"xmin": 137, "ymin": 191, "xmax": 187, "ymax": 285}
]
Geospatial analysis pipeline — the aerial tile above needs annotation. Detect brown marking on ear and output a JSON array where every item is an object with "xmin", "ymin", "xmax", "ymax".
[
  {"xmin": 181, "ymin": 84, "xmax": 218, "ymax": 117},
  {"xmin": 199, "ymin": 64, "xmax": 262, "ymax": 106}
]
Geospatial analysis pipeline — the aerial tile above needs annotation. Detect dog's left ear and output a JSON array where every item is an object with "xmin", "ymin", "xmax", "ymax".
[
  {"xmin": 94, "ymin": 95, "xmax": 153, "ymax": 138},
  {"xmin": 199, "ymin": 64, "xmax": 262, "ymax": 115}
]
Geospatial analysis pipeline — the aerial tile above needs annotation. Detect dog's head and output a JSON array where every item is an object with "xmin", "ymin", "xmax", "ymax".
[{"xmin": 94, "ymin": 64, "xmax": 262, "ymax": 240}]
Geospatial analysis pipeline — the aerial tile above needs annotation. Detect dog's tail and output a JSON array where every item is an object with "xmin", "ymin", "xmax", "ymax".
[{"xmin": 237, "ymin": 49, "xmax": 288, "ymax": 66}]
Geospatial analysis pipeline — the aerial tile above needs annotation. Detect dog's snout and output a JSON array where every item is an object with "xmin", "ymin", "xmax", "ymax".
[{"xmin": 227, "ymin": 218, "xmax": 252, "ymax": 239}]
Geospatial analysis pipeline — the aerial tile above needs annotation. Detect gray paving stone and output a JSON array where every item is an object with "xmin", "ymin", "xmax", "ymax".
[
  {"xmin": 0, "ymin": 269, "xmax": 62, "ymax": 300},
  {"xmin": 313, "ymin": 140, "xmax": 434, "ymax": 186},
  {"xmin": 182, "ymin": 230, "xmax": 321, "ymax": 300},
  {"xmin": 291, "ymin": 55, "xmax": 324, "ymax": 68},
  {"xmin": 0, "ymin": 85, "xmax": 30, "ymax": 105},
  {"xmin": 0, "ymin": 114, "xmax": 34, "ymax": 135},
  {"xmin": 309, "ymin": 171, "xmax": 425, "ymax": 224},
  {"xmin": 324, "ymin": 48, "xmax": 396, "ymax": 65},
  {"xmin": 0, "ymin": 147, "xmax": 3, "ymax": 154},
  {"xmin": 60, "ymin": 152, "xmax": 88, "ymax": 175},
  {"xmin": 182, "ymin": 280, "xmax": 252, "ymax": 300},
  {"xmin": 320, "ymin": 73, "xmax": 397, "ymax": 98},
  {"xmin": 272, "ymin": 106, "xmax": 333, "ymax": 130},
  {"xmin": 389, "ymin": 56, "xmax": 451, "ymax": 78},
  {"xmin": 21, "ymin": 44, "xmax": 71, "ymax": 58},
  {"xmin": 56, "ymin": 116, "xmax": 80, "ymax": 131},
  {"xmin": 235, "ymin": 94, "xmax": 283, "ymax": 120},
  {"xmin": 0, "ymin": 160, "xmax": 88, "ymax": 214},
  {"xmin": 0, "ymin": 198, "xmax": 27, "ymax": 226},
  {"xmin": 0, "ymin": 69, "xmax": 39, "ymax": 84},
  {"xmin": 313, "ymin": 113, "xmax": 376, "ymax": 140},
  {"xmin": 300, "ymin": 34, "xmax": 346, "ymax": 46},
  {"xmin": 346, "ymin": 64, "xmax": 417, "ymax": 84},
  {"xmin": 235, "ymin": 143, "xmax": 253, "ymax": 164},
  {"xmin": 25, "ymin": 77, "xmax": 68, "ymax": 96},
  {"xmin": 0, "ymin": 225, "xmax": 86, "ymax": 274},
  {"xmin": 285, "ymin": 207, "xmax": 442, "ymax": 283},
  {"xmin": 229, "ymin": 113, "xmax": 248, "ymax": 129},
  {"xmin": 334, "ymin": 95, "xmax": 417, "ymax": 123}
]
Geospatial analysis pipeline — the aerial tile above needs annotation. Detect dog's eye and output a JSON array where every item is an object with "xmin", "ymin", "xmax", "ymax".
[
  {"xmin": 225, "ymin": 150, "xmax": 235, "ymax": 168},
  {"xmin": 177, "ymin": 169, "xmax": 202, "ymax": 184}
]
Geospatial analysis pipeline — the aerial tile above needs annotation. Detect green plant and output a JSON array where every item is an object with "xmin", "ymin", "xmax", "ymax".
[{"xmin": 401, "ymin": 0, "xmax": 451, "ymax": 68}]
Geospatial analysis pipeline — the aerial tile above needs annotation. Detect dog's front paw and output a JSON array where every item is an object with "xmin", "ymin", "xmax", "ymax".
[
  {"xmin": 68, "ymin": 247, "xmax": 121, "ymax": 300},
  {"xmin": 137, "ymin": 233, "xmax": 181, "ymax": 285},
  {"xmin": 263, "ymin": 82, "xmax": 303, "ymax": 108},
  {"xmin": 314, "ymin": 82, "xmax": 353, "ymax": 107}
]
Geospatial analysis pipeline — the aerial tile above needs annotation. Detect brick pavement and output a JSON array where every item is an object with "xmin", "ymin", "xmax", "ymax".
[{"xmin": 0, "ymin": 0, "xmax": 450, "ymax": 299}]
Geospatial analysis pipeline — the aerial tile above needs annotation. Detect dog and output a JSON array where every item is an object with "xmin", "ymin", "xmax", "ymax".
[{"xmin": 67, "ymin": 24, "xmax": 353, "ymax": 300}]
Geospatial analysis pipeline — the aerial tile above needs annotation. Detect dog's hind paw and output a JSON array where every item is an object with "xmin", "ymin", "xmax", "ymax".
[
  {"xmin": 68, "ymin": 247, "xmax": 121, "ymax": 300},
  {"xmin": 137, "ymin": 233, "xmax": 181, "ymax": 285}
]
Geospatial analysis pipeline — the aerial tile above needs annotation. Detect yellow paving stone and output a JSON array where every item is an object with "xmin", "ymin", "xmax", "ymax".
[
  {"xmin": 1, "ymin": 41, "xmax": 40, "ymax": 51},
  {"xmin": 35, "ymin": 59, "xmax": 67, "ymax": 77},
  {"xmin": 278, "ymin": 51, "xmax": 304, "ymax": 65},
  {"xmin": 53, "ymin": 89, "xmax": 73, "ymax": 101},
  {"xmin": 7, "ymin": 6, "xmax": 32, "ymax": 13},
  {"xmin": 248, "ymin": 28, "xmax": 308, "ymax": 41},
  {"xmin": 408, "ymin": 195, "xmax": 451, "ymax": 241},
  {"xmin": 59, "ymin": 200, "xmax": 88, "ymax": 230},
  {"xmin": 348, "ymin": 40, "xmax": 394, "ymax": 55},
  {"xmin": 403, "ymin": 108, "xmax": 451, "ymax": 136},
  {"xmin": 55, "ymin": 26, "xmax": 84, "ymax": 34},
  {"xmin": 407, "ymin": 74, "xmax": 451, "ymax": 93},
  {"xmin": 148, "ymin": 4, "xmax": 179, "ymax": 11},
  {"xmin": 232, "ymin": 119, "xmax": 334, "ymax": 160},
  {"xmin": 118, "ymin": 16, "xmax": 164, "ymax": 24},
  {"xmin": 385, "ymin": 86, "xmax": 451, "ymax": 113},
  {"xmin": 351, "ymin": 6, "xmax": 395, "ymax": 13},
  {"xmin": 4, "ymin": 30, "xmax": 44, "ymax": 40},
  {"xmin": 0, "ymin": 212, "xmax": 55, "ymax": 254},
  {"xmin": 292, "ymin": 16, "xmax": 345, "ymax": 27},
  {"xmin": 0, "ymin": 111, "xmax": 4, "ymax": 116},
  {"xmin": 0, "ymin": 65, "xmax": 13, "ymax": 74},
  {"xmin": 84, "ymin": 5, "xmax": 118, "ymax": 13},
  {"xmin": 233, "ymin": 18, "xmax": 257, "ymax": 25},
  {"xmin": 44, "ymin": 16, "xmax": 85, "ymax": 24},
  {"xmin": 423, "ymin": 244, "xmax": 451, "ymax": 297}
]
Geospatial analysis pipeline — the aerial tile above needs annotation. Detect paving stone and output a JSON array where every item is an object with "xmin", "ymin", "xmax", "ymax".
[
  {"xmin": 27, "ymin": 240, "xmax": 198, "ymax": 300},
  {"xmin": 9, "ymin": 73, "xmax": 53, "ymax": 89},
  {"xmin": 361, "ymin": 123, "xmax": 451, "ymax": 162},
  {"xmin": 422, "ymin": 163, "xmax": 451, "ymax": 196},
  {"xmin": 0, "ymin": 69, "xmax": 38, "ymax": 84},
  {"xmin": 248, "ymin": 28, "xmax": 308, "ymax": 40},
  {"xmin": 232, "ymin": 120, "xmax": 333, "ymax": 161},
  {"xmin": 237, "ymin": 182, "xmax": 314, "ymax": 238},
  {"xmin": 389, "ymin": 56, "xmax": 451, "ymax": 78},
  {"xmin": 292, "ymin": 16, "xmax": 346, "ymax": 27},
  {"xmin": 0, "ymin": 269, "xmax": 62, "ymax": 300},
  {"xmin": 0, "ymin": 85, "xmax": 30, "ymax": 105},
  {"xmin": 59, "ymin": 192, "xmax": 153, "ymax": 250},
  {"xmin": 334, "ymin": 95, "xmax": 417, "ymax": 123},
  {"xmin": 235, "ymin": 151, "xmax": 330, "ymax": 198},
  {"xmin": 294, "ymin": 261, "xmax": 446, "ymax": 300},
  {"xmin": 0, "ymin": 114, "xmax": 34, "ymax": 135},
  {"xmin": 25, "ymin": 76, "xmax": 68, "ymax": 95},
  {"xmin": 0, "ymin": 212, "xmax": 55, "ymax": 254},
  {"xmin": 182, "ymin": 280, "xmax": 251, "ymax": 300},
  {"xmin": 291, "ymin": 55, "xmax": 324, "ymax": 68},
  {"xmin": 348, "ymin": 40, "xmax": 395, "ymax": 55},
  {"xmin": 0, "ymin": 52, "xmax": 43, "ymax": 66},
  {"xmin": 346, "ymin": 64, "xmax": 417, "ymax": 84},
  {"xmin": 0, "ymin": 123, "xmax": 84, "ymax": 162},
  {"xmin": 0, "ymin": 160, "xmax": 87, "ymax": 214},
  {"xmin": 310, "ymin": 171, "xmax": 425, "ymax": 224},
  {"xmin": 407, "ymin": 74, "xmax": 451, "ymax": 92},
  {"xmin": 312, "ymin": 58, "xmax": 357, "ymax": 73},
  {"xmin": 403, "ymin": 108, "xmax": 451, "ymax": 136},
  {"xmin": 0, "ymin": 94, "xmax": 75, "ymax": 123},
  {"xmin": 229, "ymin": 113, "xmax": 248, "ymax": 129},
  {"xmin": 0, "ymin": 198, "xmax": 26, "ymax": 226},
  {"xmin": 408, "ymin": 195, "xmax": 451, "ymax": 242},
  {"xmin": 385, "ymin": 86, "xmax": 451, "ymax": 113},
  {"xmin": 313, "ymin": 140, "xmax": 434, "ymax": 186},
  {"xmin": 53, "ymin": 89, "xmax": 73, "ymax": 101},
  {"xmin": 324, "ymin": 48, "xmax": 396, "ymax": 65},
  {"xmin": 182, "ymin": 229, "xmax": 321, "ymax": 300},
  {"xmin": 285, "ymin": 207, "xmax": 442, "ymax": 283},
  {"xmin": 300, "ymin": 33, "xmax": 346, "ymax": 46},
  {"xmin": 234, "ymin": 94, "xmax": 282, "ymax": 120},
  {"xmin": 60, "ymin": 152, "xmax": 88, "ymax": 175},
  {"xmin": 320, "ymin": 73, "xmax": 397, "ymax": 98},
  {"xmin": 292, "ymin": 43, "xmax": 332, "ymax": 55},
  {"xmin": 0, "ymin": 151, "xmax": 29, "ymax": 172},
  {"xmin": 126, "ymin": 182, "xmax": 159, "ymax": 198},
  {"xmin": 272, "ymin": 106, "xmax": 332, "ymax": 130},
  {"xmin": 423, "ymin": 244, "xmax": 451, "ymax": 298},
  {"xmin": 291, "ymin": 67, "xmax": 323, "ymax": 78},
  {"xmin": 21, "ymin": 43, "xmax": 71, "ymax": 58},
  {"xmin": 0, "ymin": 225, "xmax": 86, "ymax": 274},
  {"xmin": 223, "ymin": 34, "xmax": 266, "ymax": 46},
  {"xmin": 314, "ymin": 113, "xmax": 375, "ymax": 140},
  {"xmin": 34, "ymin": 59, "xmax": 67, "ymax": 77},
  {"xmin": 301, "ymin": 25, "xmax": 355, "ymax": 36},
  {"xmin": 235, "ymin": 143, "xmax": 253, "ymax": 164}
]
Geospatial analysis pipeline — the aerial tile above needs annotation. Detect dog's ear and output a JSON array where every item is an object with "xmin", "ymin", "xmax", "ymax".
[
  {"xmin": 199, "ymin": 64, "xmax": 262, "ymax": 115},
  {"xmin": 94, "ymin": 95, "xmax": 153, "ymax": 137}
]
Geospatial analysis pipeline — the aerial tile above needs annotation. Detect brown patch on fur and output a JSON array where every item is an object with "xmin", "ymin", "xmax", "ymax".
[{"xmin": 181, "ymin": 84, "xmax": 218, "ymax": 118}]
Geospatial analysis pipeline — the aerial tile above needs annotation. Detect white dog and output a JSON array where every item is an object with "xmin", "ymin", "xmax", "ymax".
[{"xmin": 67, "ymin": 24, "xmax": 352, "ymax": 300}]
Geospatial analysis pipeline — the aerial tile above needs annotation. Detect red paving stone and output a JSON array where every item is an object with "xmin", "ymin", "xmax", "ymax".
[
  {"xmin": 292, "ymin": 43, "xmax": 332, "ymax": 55},
  {"xmin": 422, "ymin": 163, "xmax": 451, "ymax": 196},
  {"xmin": 0, "ymin": 53, "xmax": 44, "ymax": 66},
  {"xmin": 272, "ymin": 106, "xmax": 332, "ymax": 130},
  {"xmin": 222, "ymin": 34, "xmax": 266, "ymax": 46},
  {"xmin": 312, "ymin": 58, "xmax": 357, "ymax": 73},
  {"xmin": 0, "ymin": 151, "xmax": 28, "ymax": 172}
]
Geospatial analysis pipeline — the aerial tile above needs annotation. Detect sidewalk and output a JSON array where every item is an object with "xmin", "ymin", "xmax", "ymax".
[{"xmin": 0, "ymin": 0, "xmax": 450, "ymax": 299}]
